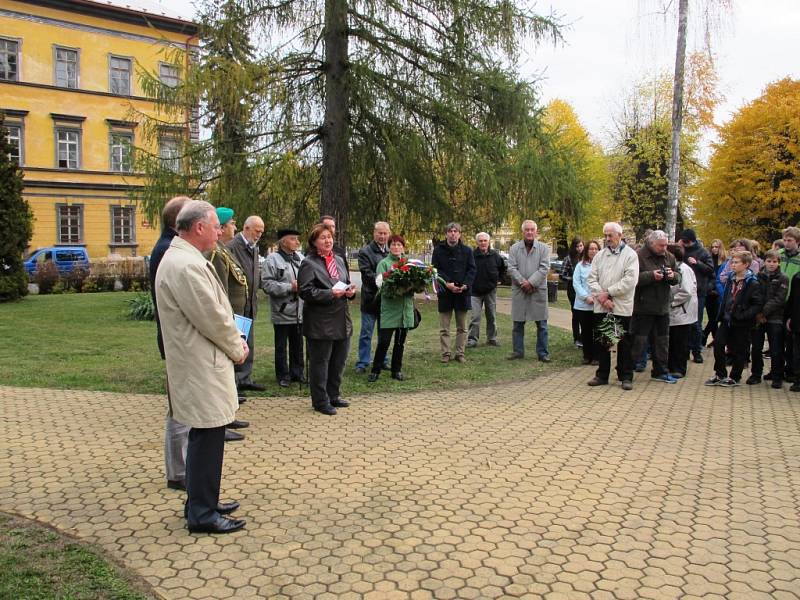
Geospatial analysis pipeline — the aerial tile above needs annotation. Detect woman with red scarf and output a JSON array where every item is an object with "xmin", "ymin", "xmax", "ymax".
[{"xmin": 298, "ymin": 223, "xmax": 356, "ymax": 415}]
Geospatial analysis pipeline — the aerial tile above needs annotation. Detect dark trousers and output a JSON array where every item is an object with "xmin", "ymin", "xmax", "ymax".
[
  {"xmin": 576, "ymin": 309, "xmax": 596, "ymax": 361},
  {"xmin": 668, "ymin": 324, "xmax": 692, "ymax": 376},
  {"xmin": 703, "ymin": 293, "xmax": 719, "ymax": 342},
  {"xmin": 274, "ymin": 323, "xmax": 304, "ymax": 381},
  {"xmin": 307, "ymin": 337, "xmax": 350, "ymax": 408},
  {"xmin": 594, "ymin": 313, "xmax": 633, "ymax": 382},
  {"xmin": 751, "ymin": 322, "xmax": 785, "ymax": 379},
  {"xmin": 791, "ymin": 332, "xmax": 800, "ymax": 380},
  {"xmin": 631, "ymin": 313, "xmax": 670, "ymax": 377},
  {"xmin": 713, "ymin": 323, "xmax": 750, "ymax": 381},
  {"xmin": 372, "ymin": 328, "xmax": 408, "ymax": 374},
  {"xmin": 566, "ymin": 286, "xmax": 580, "ymax": 342},
  {"xmin": 689, "ymin": 294, "xmax": 706, "ymax": 353},
  {"xmin": 234, "ymin": 322, "xmax": 255, "ymax": 386},
  {"xmin": 185, "ymin": 425, "xmax": 226, "ymax": 527}
]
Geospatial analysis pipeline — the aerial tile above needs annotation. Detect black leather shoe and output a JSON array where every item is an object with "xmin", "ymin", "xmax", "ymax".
[
  {"xmin": 391, "ymin": 372, "xmax": 405, "ymax": 381},
  {"xmin": 167, "ymin": 479, "xmax": 186, "ymax": 491},
  {"xmin": 227, "ymin": 420, "xmax": 249, "ymax": 429},
  {"xmin": 188, "ymin": 516, "xmax": 245, "ymax": 534},
  {"xmin": 278, "ymin": 379, "xmax": 291, "ymax": 388},
  {"xmin": 331, "ymin": 398, "xmax": 349, "ymax": 408},
  {"xmin": 367, "ymin": 372, "xmax": 379, "ymax": 382},
  {"xmin": 224, "ymin": 429, "xmax": 245, "ymax": 442},
  {"xmin": 239, "ymin": 382, "xmax": 266, "ymax": 392},
  {"xmin": 216, "ymin": 501, "xmax": 240, "ymax": 515},
  {"xmin": 314, "ymin": 404, "xmax": 337, "ymax": 415}
]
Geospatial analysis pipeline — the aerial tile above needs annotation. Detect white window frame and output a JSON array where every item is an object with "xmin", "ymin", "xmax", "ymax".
[
  {"xmin": 56, "ymin": 204, "xmax": 83, "ymax": 245},
  {"xmin": 56, "ymin": 127, "xmax": 81, "ymax": 169},
  {"xmin": 109, "ymin": 55, "xmax": 132, "ymax": 95},
  {"xmin": 159, "ymin": 62, "xmax": 180, "ymax": 88},
  {"xmin": 159, "ymin": 136, "xmax": 180, "ymax": 173},
  {"xmin": 109, "ymin": 131, "xmax": 133, "ymax": 172},
  {"xmin": 4, "ymin": 122, "xmax": 22, "ymax": 165},
  {"xmin": 0, "ymin": 37, "xmax": 20, "ymax": 82},
  {"xmin": 111, "ymin": 205, "xmax": 136, "ymax": 245},
  {"xmin": 54, "ymin": 45, "xmax": 79, "ymax": 89}
]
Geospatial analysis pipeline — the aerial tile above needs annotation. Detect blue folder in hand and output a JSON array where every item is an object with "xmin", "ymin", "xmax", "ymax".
[{"xmin": 234, "ymin": 314, "xmax": 252, "ymax": 339}]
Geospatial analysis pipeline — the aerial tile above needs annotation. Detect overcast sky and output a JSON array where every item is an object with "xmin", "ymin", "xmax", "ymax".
[{"xmin": 161, "ymin": 0, "xmax": 799, "ymax": 149}]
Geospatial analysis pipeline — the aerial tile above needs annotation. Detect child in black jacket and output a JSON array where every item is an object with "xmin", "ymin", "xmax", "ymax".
[{"xmin": 706, "ymin": 251, "xmax": 764, "ymax": 387}]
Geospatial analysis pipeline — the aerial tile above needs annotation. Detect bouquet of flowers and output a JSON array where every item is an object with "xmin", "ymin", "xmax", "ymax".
[
  {"xmin": 594, "ymin": 313, "xmax": 626, "ymax": 348},
  {"xmin": 376, "ymin": 258, "xmax": 445, "ymax": 299}
]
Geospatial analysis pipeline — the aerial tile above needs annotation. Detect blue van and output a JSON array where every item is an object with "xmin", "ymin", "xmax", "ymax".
[{"xmin": 24, "ymin": 247, "xmax": 90, "ymax": 276}]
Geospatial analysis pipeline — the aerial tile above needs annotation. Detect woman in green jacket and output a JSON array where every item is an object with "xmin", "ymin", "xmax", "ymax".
[{"xmin": 369, "ymin": 235, "xmax": 415, "ymax": 382}]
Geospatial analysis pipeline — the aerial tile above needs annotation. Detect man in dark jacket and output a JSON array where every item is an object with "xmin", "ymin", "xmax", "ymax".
[
  {"xmin": 706, "ymin": 251, "xmax": 764, "ymax": 386},
  {"xmin": 432, "ymin": 222, "xmax": 476, "ymax": 363},
  {"xmin": 468, "ymin": 232, "xmax": 506, "ymax": 347},
  {"xmin": 148, "ymin": 195, "xmax": 191, "ymax": 491},
  {"xmin": 631, "ymin": 230, "xmax": 681, "ymax": 383},
  {"xmin": 355, "ymin": 221, "xmax": 391, "ymax": 373},
  {"xmin": 678, "ymin": 228, "xmax": 715, "ymax": 363},
  {"xmin": 227, "ymin": 215, "xmax": 265, "ymax": 391}
]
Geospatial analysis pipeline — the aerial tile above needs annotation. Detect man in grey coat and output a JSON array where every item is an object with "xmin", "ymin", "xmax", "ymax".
[
  {"xmin": 261, "ymin": 228, "xmax": 305, "ymax": 387},
  {"xmin": 227, "ymin": 215, "xmax": 265, "ymax": 391},
  {"xmin": 507, "ymin": 220, "xmax": 551, "ymax": 362}
]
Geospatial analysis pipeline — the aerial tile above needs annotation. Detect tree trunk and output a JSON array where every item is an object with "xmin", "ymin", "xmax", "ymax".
[
  {"xmin": 321, "ymin": 0, "xmax": 350, "ymax": 247},
  {"xmin": 666, "ymin": 0, "xmax": 688, "ymax": 242}
]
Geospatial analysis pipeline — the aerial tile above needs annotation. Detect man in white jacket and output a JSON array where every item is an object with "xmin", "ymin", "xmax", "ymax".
[{"xmin": 586, "ymin": 222, "xmax": 640, "ymax": 390}]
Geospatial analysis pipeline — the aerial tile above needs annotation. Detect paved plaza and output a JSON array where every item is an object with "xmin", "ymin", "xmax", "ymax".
[{"xmin": 2, "ymin": 318, "xmax": 800, "ymax": 599}]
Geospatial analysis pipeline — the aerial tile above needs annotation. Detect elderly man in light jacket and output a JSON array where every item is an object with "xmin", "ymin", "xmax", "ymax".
[
  {"xmin": 156, "ymin": 200, "xmax": 249, "ymax": 535},
  {"xmin": 507, "ymin": 220, "xmax": 552, "ymax": 362},
  {"xmin": 586, "ymin": 222, "xmax": 640, "ymax": 390}
]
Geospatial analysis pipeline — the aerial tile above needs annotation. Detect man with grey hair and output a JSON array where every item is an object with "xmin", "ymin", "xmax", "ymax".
[
  {"xmin": 587, "ymin": 222, "xmax": 639, "ymax": 390},
  {"xmin": 156, "ymin": 200, "xmax": 248, "ymax": 533},
  {"xmin": 468, "ymin": 232, "xmax": 506, "ymax": 347},
  {"xmin": 432, "ymin": 222, "xmax": 476, "ymax": 363},
  {"xmin": 630, "ymin": 229, "xmax": 681, "ymax": 384},
  {"xmin": 149, "ymin": 195, "xmax": 191, "ymax": 491},
  {"xmin": 507, "ymin": 220, "xmax": 551, "ymax": 361},
  {"xmin": 356, "ymin": 221, "xmax": 392, "ymax": 372}
]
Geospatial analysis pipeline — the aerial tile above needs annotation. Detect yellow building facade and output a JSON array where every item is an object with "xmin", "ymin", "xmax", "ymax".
[{"xmin": 1, "ymin": 0, "xmax": 197, "ymax": 257}]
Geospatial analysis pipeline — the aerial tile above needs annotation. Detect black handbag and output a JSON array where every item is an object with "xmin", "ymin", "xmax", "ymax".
[{"xmin": 411, "ymin": 306, "xmax": 422, "ymax": 330}]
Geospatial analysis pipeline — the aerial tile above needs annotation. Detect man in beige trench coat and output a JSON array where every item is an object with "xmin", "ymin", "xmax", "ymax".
[{"xmin": 155, "ymin": 200, "xmax": 249, "ymax": 534}]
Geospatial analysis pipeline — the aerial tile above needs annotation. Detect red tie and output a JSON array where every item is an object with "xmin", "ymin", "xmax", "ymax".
[{"xmin": 324, "ymin": 254, "xmax": 339, "ymax": 280}]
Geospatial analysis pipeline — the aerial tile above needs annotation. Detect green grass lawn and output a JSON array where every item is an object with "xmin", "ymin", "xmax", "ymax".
[
  {"xmin": 0, "ymin": 513, "xmax": 154, "ymax": 600},
  {"xmin": 0, "ymin": 292, "xmax": 582, "ymax": 396}
]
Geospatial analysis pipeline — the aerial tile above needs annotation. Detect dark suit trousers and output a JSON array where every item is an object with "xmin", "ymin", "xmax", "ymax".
[
  {"xmin": 274, "ymin": 323, "xmax": 304, "ymax": 381},
  {"xmin": 307, "ymin": 338, "xmax": 350, "ymax": 408},
  {"xmin": 668, "ymin": 324, "xmax": 691, "ymax": 376},
  {"xmin": 713, "ymin": 323, "xmax": 750, "ymax": 381},
  {"xmin": 184, "ymin": 425, "xmax": 226, "ymax": 527},
  {"xmin": 372, "ymin": 328, "xmax": 408, "ymax": 374},
  {"xmin": 594, "ymin": 313, "xmax": 633, "ymax": 382}
]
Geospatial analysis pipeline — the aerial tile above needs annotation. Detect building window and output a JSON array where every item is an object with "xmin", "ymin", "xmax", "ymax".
[
  {"xmin": 159, "ymin": 137, "xmax": 180, "ymax": 172},
  {"xmin": 56, "ymin": 128, "xmax": 81, "ymax": 169},
  {"xmin": 0, "ymin": 38, "xmax": 19, "ymax": 81},
  {"xmin": 57, "ymin": 204, "xmax": 83, "ymax": 244},
  {"xmin": 159, "ymin": 63, "xmax": 179, "ymax": 88},
  {"xmin": 110, "ymin": 132, "xmax": 133, "ymax": 172},
  {"xmin": 109, "ymin": 56, "xmax": 131, "ymax": 95},
  {"xmin": 111, "ymin": 205, "xmax": 136, "ymax": 244},
  {"xmin": 54, "ymin": 46, "xmax": 79, "ymax": 88},
  {"xmin": 5, "ymin": 124, "xmax": 21, "ymax": 165}
]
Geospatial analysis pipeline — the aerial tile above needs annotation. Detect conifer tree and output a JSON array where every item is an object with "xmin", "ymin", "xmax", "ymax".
[{"xmin": 0, "ymin": 116, "xmax": 33, "ymax": 302}]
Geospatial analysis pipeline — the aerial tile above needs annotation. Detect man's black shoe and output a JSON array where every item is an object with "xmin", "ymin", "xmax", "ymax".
[
  {"xmin": 692, "ymin": 352, "xmax": 704, "ymax": 364},
  {"xmin": 224, "ymin": 429, "xmax": 245, "ymax": 442},
  {"xmin": 278, "ymin": 379, "xmax": 291, "ymax": 388},
  {"xmin": 790, "ymin": 382, "xmax": 800, "ymax": 392},
  {"xmin": 167, "ymin": 479, "xmax": 186, "ymax": 491},
  {"xmin": 391, "ymin": 372, "xmax": 405, "ymax": 381},
  {"xmin": 367, "ymin": 372, "xmax": 379, "ymax": 383},
  {"xmin": 746, "ymin": 375, "xmax": 761, "ymax": 385},
  {"xmin": 227, "ymin": 420, "xmax": 249, "ymax": 429},
  {"xmin": 331, "ymin": 398, "xmax": 350, "ymax": 408},
  {"xmin": 239, "ymin": 382, "xmax": 266, "ymax": 392},
  {"xmin": 314, "ymin": 404, "xmax": 337, "ymax": 415},
  {"xmin": 188, "ymin": 516, "xmax": 245, "ymax": 534},
  {"xmin": 217, "ymin": 501, "xmax": 240, "ymax": 515}
]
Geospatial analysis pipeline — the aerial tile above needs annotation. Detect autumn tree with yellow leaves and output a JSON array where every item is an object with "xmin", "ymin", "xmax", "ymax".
[{"xmin": 694, "ymin": 77, "xmax": 800, "ymax": 245}]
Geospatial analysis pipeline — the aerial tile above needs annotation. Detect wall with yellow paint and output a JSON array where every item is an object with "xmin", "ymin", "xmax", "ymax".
[{"xmin": 1, "ymin": 0, "xmax": 196, "ymax": 258}]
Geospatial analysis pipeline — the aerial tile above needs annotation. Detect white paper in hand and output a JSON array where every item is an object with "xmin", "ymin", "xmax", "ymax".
[{"xmin": 332, "ymin": 281, "xmax": 350, "ymax": 292}]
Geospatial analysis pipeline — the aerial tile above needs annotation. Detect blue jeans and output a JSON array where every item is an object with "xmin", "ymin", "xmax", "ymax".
[
  {"xmin": 512, "ymin": 320, "xmax": 549, "ymax": 358},
  {"xmin": 689, "ymin": 293, "xmax": 706, "ymax": 353},
  {"xmin": 356, "ymin": 311, "xmax": 378, "ymax": 369}
]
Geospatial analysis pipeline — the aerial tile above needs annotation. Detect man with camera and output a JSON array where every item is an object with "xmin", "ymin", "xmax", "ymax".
[{"xmin": 631, "ymin": 230, "xmax": 682, "ymax": 384}]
